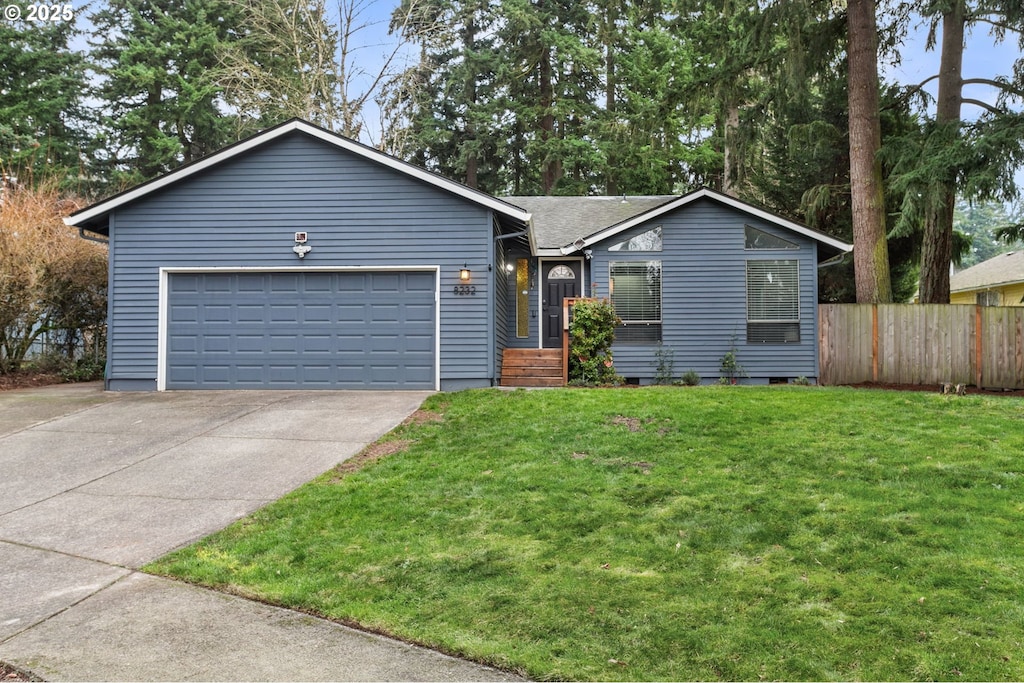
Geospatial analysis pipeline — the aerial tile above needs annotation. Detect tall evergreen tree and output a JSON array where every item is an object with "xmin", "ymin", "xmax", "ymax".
[
  {"xmin": 890, "ymin": 0, "xmax": 1024, "ymax": 303},
  {"xmin": 386, "ymin": 0, "xmax": 504, "ymax": 188},
  {"xmin": 847, "ymin": 0, "xmax": 893, "ymax": 302},
  {"xmin": 0, "ymin": 18, "xmax": 87, "ymax": 181},
  {"xmin": 88, "ymin": 0, "xmax": 237, "ymax": 183}
]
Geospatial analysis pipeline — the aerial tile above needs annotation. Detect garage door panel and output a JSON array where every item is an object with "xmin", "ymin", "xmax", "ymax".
[
  {"xmin": 236, "ymin": 274, "xmax": 265, "ymax": 292},
  {"xmin": 236, "ymin": 335, "xmax": 265, "ymax": 354},
  {"xmin": 168, "ymin": 334, "xmax": 199, "ymax": 354},
  {"xmin": 371, "ymin": 273, "xmax": 401, "ymax": 292},
  {"xmin": 236, "ymin": 305, "xmax": 265, "ymax": 323},
  {"xmin": 405, "ymin": 333, "xmax": 434, "ymax": 353},
  {"xmin": 202, "ymin": 335, "xmax": 231, "ymax": 353},
  {"xmin": 336, "ymin": 303, "xmax": 366, "ymax": 322},
  {"xmin": 167, "ymin": 271, "xmax": 435, "ymax": 389},
  {"xmin": 406, "ymin": 303, "xmax": 434, "ymax": 324},
  {"xmin": 303, "ymin": 304, "xmax": 333, "ymax": 324},
  {"xmin": 302, "ymin": 273, "xmax": 332, "ymax": 293},
  {"xmin": 405, "ymin": 272, "xmax": 435, "ymax": 292},
  {"xmin": 302, "ymin": 335, "xmax": 332, "ymax": 354},
  {"xmin": 269, "ymin": 305, "xmax": 299, "ymax": 323},
  {"xmin": 270, "ymin": 273, "xmax": 300, "ymax": 293},
  {"xmin": 171, "ymin": 304, "xmax": 199, "ymax": 323}
]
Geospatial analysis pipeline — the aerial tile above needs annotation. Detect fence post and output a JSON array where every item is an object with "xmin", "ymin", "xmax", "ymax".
[
  {"xmin": 975, "ymin": 305, "xmax": 983, "ymax": 388},
  {"xmin": 871, "ymin": 304, "xmax": 879, "ymax": 383}
]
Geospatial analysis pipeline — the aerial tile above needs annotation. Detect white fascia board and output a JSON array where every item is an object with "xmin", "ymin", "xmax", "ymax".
[
  {"xmin": 952, "ymin": 280, "xmax": 1024, "ymax": 294},
  {"xmin": 66, "ymin": 120, "xmax": 531, "ymax": 227},
  {"xmin": 563, "ymin": 188, "xmax": 853, "ymax": 254}
]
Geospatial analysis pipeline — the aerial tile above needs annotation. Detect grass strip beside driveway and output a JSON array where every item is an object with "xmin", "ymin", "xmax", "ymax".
[{"xmin": 147, "ymin": 386, "xmax": 1024, "ymax": 681}]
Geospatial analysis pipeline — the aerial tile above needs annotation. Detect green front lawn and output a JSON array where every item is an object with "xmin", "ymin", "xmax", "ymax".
[{"xmin": 147, "ymin": 387, "xmax": 1024, "ymax": 681}]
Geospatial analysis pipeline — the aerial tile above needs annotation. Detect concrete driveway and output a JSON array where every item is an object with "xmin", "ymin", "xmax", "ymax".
[{"xmin": 0, "ymin": 383, "xmax": 520, "ymax": 681}]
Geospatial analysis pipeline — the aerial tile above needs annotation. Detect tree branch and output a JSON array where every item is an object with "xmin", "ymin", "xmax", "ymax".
[
  {"xmin": 966, "ymin": 14, "xmax": 1022, "ymax": 34},
  {"xmin": 898, "ymin": 74, "xmax": 941, "ymax": 102},
  {"xmin": 961, "ymin": 98, "xmax": 1003, "ymax": 115},
  {"xmin": 962, "ymin": 78, "xmax": 1024, "ymax": 98}
]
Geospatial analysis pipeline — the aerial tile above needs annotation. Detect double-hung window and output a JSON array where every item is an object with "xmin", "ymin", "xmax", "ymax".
[
  {"xmin": 610, "ymin": 261, "xmax": 662, "ymax": 343},
  {"xmin": 746, "ymin": 259, "xmax": 800, "ymax": 343}
]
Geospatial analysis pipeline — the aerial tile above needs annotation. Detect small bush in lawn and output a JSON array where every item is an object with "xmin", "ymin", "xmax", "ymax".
[
  {"xmin": 653, "ymin": 343, "xmax": 675, "ymax": 384},
  {"xmin": 679, "ymin": 369, "xmax": 701, "ymax": 386}
]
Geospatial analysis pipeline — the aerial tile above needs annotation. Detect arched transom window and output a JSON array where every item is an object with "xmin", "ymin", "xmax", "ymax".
[{"xmin": 548, "ymin": 265, "xmax": 576, "ymax": 280}]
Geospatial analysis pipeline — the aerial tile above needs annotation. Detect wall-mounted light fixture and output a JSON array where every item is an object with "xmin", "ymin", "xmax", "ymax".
[
  {"xmin": 459, "ymin": 264, "xmax": 472, "ymax": 282},
  {"xmin": 505, "ymin": 262, "xmax": 515, "ymax": 273},
  {"xmin": 293, "ymin": 231, "xmax": 312, "ymax": 259}
]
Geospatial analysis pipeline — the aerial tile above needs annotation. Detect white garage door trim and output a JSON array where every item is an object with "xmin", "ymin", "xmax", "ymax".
[{"xmin": 157, "ymin": 266, "xmax": 441, "ymax": 391}]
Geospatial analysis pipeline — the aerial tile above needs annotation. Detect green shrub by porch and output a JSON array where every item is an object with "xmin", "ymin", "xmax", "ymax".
[{"xmin": 568, "ymin": 298, "xmax": 621, "ymax": 385}]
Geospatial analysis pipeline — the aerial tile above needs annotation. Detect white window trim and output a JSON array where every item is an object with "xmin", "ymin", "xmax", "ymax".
[
  {"xmin": 609, "ymin": 260, "xmax": 663, "ymax": 326},
  {"xmin": 745, "ymin": 259, "xmax": 800, "ymax": 324}
]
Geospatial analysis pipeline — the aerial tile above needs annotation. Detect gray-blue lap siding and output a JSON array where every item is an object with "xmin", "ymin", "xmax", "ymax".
[
  {"xmin": 592, "ymin": 199, "xmax": 821, "ymax": 383},
  {"xmin": 501, "ymin": 247, "xmax": 541, "ymax": 349},
  {"xmin": 105, "ymin": 131, "xmax": 498, "ymax": 390}
]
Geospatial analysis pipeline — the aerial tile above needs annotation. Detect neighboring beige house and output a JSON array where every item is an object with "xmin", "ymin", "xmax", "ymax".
[{"xmin": 950, "ymin": 250, "xmax": 1024, "ymax": 306}]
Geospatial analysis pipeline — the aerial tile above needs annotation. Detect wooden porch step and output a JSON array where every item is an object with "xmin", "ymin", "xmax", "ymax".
[
  {"xmin": 500, "ymin": 376, "xmax": 566, "ymax": 388},
  {"xmin": 500, "ymin": 349, "xmax": 565, "ymax": 387}
]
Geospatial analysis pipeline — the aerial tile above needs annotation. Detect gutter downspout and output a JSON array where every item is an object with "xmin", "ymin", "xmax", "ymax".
[
  {"xmin": 817, "ymin": 251, "xmax": 848, "ymax": 269},
  {"xmin": 495, "ymin": 228, "xmax": 530, "ymax": 242},
  {"xmin": 78, "ymin": 227, "xmax": 109, "ymax": 245}
]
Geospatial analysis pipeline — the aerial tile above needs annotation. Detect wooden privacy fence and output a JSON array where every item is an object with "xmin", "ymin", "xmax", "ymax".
[{"xmin": 819, "ymin": 304, "xmax": 1024, "ymax": 389}]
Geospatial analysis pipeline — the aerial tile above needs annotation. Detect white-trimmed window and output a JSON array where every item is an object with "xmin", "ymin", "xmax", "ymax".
[
  {"xmin": 746, "ymin": 260, "xmax": 800, "ymax": 343},
  {"xmin": 609, "ymin": 226, "xmax": 663, "ymax": 252},
  {"xmin": 610, "ymin": 261, "xmax": 662, "ymax": 343},
  {"xmin": 977, "ymin": 290, "xmax": 1001, "ymax": 306}
]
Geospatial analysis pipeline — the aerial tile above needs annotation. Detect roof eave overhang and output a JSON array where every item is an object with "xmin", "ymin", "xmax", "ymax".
[
  {"xmin": 65, "ymin": 119, "xmax": 532, "ymax": 229},
  {"xmin": 951, "ymin": 280, "xmax": 1024, "ymax": 294},
  {"xmin": 555, "ymin": 188, "xmax": 854, "ymax": 256}
]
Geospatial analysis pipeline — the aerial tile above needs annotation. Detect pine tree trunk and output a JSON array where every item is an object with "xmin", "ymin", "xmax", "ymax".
[
  {"xmin": 847, "ymin": 0, "xmax": 892, "ymax": 303},
  {"xmin": 463, "ymin": 9, "xmax": 478, "ymax": 189},
  {"xmin": 605, "ymin": 41, "xmax": 617, "ymax": 196},
  {"xmin": 603, "ymin": 4, "xmax": 618, "ymax": 196},
  {"xmin": 722, "ymin": 103, "xmax": 740, "ymax": 197},
  {"xmin": 917, "ymin": 0, "xmax": 964, "ymax": 304},
  {"xmin": 540, "ymin": 45, "xmax": 559, "ymax": 194}
]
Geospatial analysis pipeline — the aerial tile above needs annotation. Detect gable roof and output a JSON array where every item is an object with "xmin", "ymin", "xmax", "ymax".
[
  {"xmin": 501, "ymin": 195, "xmax": 677, "ymax": 251},
  {"xmin": 65, "ymin": 119, "xmax": 532, "ymax": 235},
  {"xmin": 951, "ymin": 250, "xmax": 1024, "ymax": 293},
  {"xmin": 519, "ymin": 187, "xmax": 852, "ymax": 259}
]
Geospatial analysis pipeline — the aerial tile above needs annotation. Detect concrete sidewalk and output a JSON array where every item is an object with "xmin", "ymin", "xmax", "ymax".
[{"xmin": 0, "ymin": 384, "xmax": 521, "ymax": 682}]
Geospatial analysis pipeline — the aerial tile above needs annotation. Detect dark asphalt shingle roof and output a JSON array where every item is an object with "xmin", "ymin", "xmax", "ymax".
[{"xmin": 500, "ymin": 195, "xmax": 677, "ymax": 250}]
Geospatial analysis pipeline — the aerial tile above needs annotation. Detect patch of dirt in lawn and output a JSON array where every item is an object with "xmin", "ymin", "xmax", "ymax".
[
  {"xmin": 609, "ymin": 415, "xmax": 644, "ymax": 432},
  {"xmin": 402, "ymin": 409, "xmax": 444, "ymax": 425},
  {"xmin": 0, "ymin": 371, "xmax": 64, "ymax": 392},
  {"xmin": 329, "ymin": 439, "xmax": 415, "ymax": 481},
  {"xmin": 609, "ymin": 415, "xmax": 671, "ymax": 432},
  {"xmin": 1, "ymin": 661, "xmax": 41, "ymax": 682}
]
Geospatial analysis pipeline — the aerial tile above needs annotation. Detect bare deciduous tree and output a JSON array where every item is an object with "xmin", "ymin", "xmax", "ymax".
[
  {"xmin": 0, "ymin": 177, "xmax": 106, "ymax": 374},
  {"xmin": 218, "ymin": 0, "xmax": 420, "ymax": 142}
]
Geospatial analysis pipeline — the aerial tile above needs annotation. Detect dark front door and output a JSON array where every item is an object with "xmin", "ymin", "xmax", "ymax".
[{"xmin": 542, "ymin": 261, "xmax": 581, "ymax": 348}]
